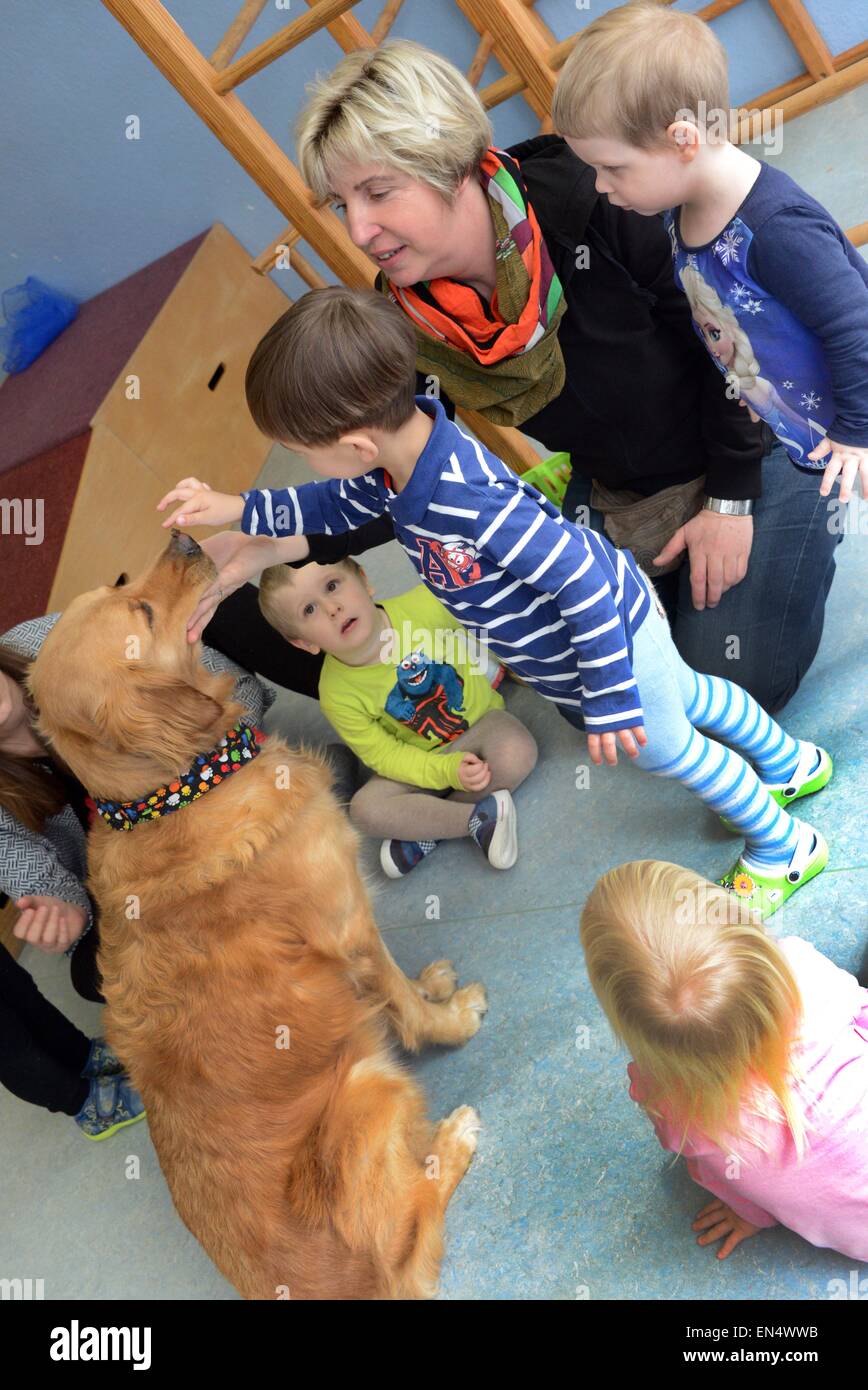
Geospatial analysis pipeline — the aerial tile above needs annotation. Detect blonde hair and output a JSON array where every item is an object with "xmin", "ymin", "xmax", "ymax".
[
  {"xmin": 580, "ymin": 860, "xmax": 806, "ymax": 1159},
  {"xmin": 552, "ymin": 1, "xmax": 729, "ymax": 148},
  {"xmin": 296, "ymin": 39, "xmax": 493, "ymax": 205},
  {"xmin": 258, "ymin": 558, "xmax": 364, "ymax": 641},
  {"xmin": 679, "ymin": 265, "xmax": 760, "ymax": 392}
]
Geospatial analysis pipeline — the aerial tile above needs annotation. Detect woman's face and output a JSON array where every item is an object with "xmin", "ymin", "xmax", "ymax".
[
  {"xmin": 695, "ymin": 313, "xmax": 735, "ymax": 369},
  {"xmin": 329, "ymin": 161, "xmax": 471, "ymax": 286},
  {"xmin": 0, "ymin": 670, "xmax": 29, "ymax": 746}
]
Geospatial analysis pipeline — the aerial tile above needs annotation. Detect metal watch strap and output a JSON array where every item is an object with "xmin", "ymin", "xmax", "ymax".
[{"xmin": 702, "ymin": 496, "xmax": 754, "ymax": 516}]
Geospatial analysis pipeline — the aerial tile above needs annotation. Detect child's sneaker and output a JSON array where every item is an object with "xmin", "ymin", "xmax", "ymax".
[
  {"xmin": 74, "ymin": 1074, "xmax": 146, "ymax": 1141},
  {"xmin": 718, "ymin": 818, "xmax": 828, "ymax": 920},
  {"xmin": 81, "ymin": 1037, "xmax": 124, "ymax": 1080},
  {"xmin": 380, "ymin": 838, "xmax": 438, "ymax": 879},
  {"xmin": 720, "ymin": 743, "xmax": 833, "ymax": 832},
  {"xmin": 468, "ymin": 790, "xmax": 517, "ymax": 869}
]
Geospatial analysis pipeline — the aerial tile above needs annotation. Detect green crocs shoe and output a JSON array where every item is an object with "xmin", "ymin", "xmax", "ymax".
[
  {"xmin": 720, "ymin": 743, "xmax": 833, "ymax": 833},
  {"xmin": 718, "ymin": 822, "xmax": 828, "ymax": 920}
]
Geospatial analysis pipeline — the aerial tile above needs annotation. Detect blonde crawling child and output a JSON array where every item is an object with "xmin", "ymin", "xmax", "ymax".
[{"xmin": 581, "ymin": 860, "xmax": 868, "ymax": 1262}]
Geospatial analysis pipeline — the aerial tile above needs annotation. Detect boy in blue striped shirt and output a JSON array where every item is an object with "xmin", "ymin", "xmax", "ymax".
[{"xmin": 158, "ymin": 287, "xmax": 831, "ymax": 919}]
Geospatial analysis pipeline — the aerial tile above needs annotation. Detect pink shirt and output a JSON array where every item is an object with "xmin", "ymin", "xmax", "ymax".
[{"xmin": 628, "ymin": 936, "xmax": 868, "ymax": 1260}]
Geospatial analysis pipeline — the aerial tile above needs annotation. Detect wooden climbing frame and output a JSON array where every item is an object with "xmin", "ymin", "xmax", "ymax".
[{"xmin": 100, "ymin": 0, "xmax": 868, "ymax": 468}]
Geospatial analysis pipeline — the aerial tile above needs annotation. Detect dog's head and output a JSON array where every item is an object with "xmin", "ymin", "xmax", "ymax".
[{"xmin": 28, "ymin": 531, "xmax": 244, "ymax": 801}]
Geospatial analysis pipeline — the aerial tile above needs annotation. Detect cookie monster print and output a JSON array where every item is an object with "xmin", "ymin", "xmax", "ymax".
[{"xmin": 384, "ymin": 649, "xmax": 469, "ymax": 743}]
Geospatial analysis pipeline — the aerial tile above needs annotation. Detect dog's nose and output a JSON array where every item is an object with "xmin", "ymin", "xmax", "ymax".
[{"xmin": 169, "ymin": 529, "xmax": 202, "ymax": 558}]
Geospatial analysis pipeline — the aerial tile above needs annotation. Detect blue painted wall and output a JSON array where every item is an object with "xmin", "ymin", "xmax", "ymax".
[{"xmin": 1, "ymin": 0, "xmax": 864, "ymax": 307}]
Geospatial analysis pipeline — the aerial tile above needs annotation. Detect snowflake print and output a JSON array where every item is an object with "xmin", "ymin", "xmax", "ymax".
[
  {"xmin": 685, "ymin": 252, "xmax": 699, "ymax": 269},
  {"xmin": 743, "ymin": 297, "xmax": 764, "ymax": 315},
  {"xmin": 730, "ymin": 282, "xmax": 750, "ymax": 304},
  {"xmin": 801, "ymin": 391, "xmax": 822, "ymax": 411},
  {"xmin": 782, "ymin": 380, "xmax": 794, "ymax": 390},
  {"xmin": 713, "ymin": 228, "xmax": 744, "ymax": 265}
]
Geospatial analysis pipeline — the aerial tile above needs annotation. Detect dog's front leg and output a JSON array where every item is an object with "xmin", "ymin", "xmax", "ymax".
[{"xmin": 343, "ymin": 904, "xmax": 487, "ymax": 1052}]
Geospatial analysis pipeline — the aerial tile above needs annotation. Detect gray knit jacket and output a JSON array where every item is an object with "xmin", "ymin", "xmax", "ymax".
[{"xmin": 0, "ymin": 614, "xmax": 275, "ymax": 944}]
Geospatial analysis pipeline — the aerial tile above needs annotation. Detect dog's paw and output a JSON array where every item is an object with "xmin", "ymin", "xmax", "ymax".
[
  {"xmin": 438, "ymin": 1105, "xmax": 482, "ymax": 1161},
  {"xmin": 416, "ymin": 959, "xmax": 458, "ymax": 1002},
  {"xmin": 450, "ymin": 983, "xmax": 488, "ymax": 1039}
]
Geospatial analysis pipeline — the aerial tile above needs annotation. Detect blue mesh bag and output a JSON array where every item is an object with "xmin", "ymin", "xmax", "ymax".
[{"xmin": 0, "ymin": 276, "xmax": 78, "ymax": 373}]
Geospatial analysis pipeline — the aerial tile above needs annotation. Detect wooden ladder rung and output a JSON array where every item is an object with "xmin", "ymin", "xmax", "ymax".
[
  {"xmin": 252, "ymin": 225, "xmax": 301, "ymax": 274},
  {"xmin": 371, "ymin": 0, "xmax": 405, "ymax": 44},
  {"xmin": 213, "ymin": 0, "xmax": 360, "ymax": 93},
  {"xmin": 210, "ymin": 0, "xmax": 268, "ymax": 71}
]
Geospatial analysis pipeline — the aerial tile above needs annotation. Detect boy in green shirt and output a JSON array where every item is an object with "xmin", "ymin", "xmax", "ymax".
[{"xmin": 258, "ymin": 557, "xmax": 538, "ymax": 877}]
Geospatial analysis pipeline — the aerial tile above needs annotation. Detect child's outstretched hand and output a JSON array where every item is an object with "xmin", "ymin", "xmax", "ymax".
[
  {"xmin": 692, "ymin": 1199, "xmax": 762, "ymax": 1259},
  {"xmin": 157, "ymin": 477, "xmax": 244, "ymax": 529},
  {"xmin": 587, "ymin": 726, "xmax": 647, "ymax": 766},
  {"xmin": 458, "ymin": 753, "xmax": 491, "ymax": 794},
  {"xmin": 809, "ymin": 437, "xmax": 868, "ymax": 505}
]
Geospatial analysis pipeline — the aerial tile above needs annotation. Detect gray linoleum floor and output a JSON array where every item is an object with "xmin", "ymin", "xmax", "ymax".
[{"xmin": 2, "ymin": 91, "xmax": 867, "ymax": 1300}]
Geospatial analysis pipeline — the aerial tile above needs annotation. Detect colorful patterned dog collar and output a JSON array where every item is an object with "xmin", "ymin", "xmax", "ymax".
[{"xmin": 95, "ymin": 722, "xmax": 262, "ymax": 831}]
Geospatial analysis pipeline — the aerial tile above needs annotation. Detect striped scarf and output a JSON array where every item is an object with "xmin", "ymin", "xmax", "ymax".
[{"xmin": 377, "ymin": 148, "xmax": 566, "ymax": 426}]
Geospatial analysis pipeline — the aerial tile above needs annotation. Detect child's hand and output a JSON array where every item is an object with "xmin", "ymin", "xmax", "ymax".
[
  {"xmin": 586, "ymin": 726, "xmax": 647, "ymax": 766},
  {"xmin": 692, "ymin": 1199, "xmax": 762, "ymax": 1259},
  {"xmin": 808, "ymin": 437, "xmax": 868, "ymax": 505},
  {"xmin": 156, "ymin": 477, "xmax": 244, "ymax": 529},
  {"xmin": 458, "ymin": 753, "xmax": 491, "ymax": 793},
  {"xmin": 14, "ymin": 895, "xmax": 87, "ymax": 954}
]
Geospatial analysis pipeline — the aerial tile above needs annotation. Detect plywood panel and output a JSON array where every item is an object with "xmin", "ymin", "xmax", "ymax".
[
  {"xmin": 47, "ymin": 425, "xmax": 232, "ymax": 610},
  {"xmin": 94, "ymin": 223, "xmax": 286, "ymax": 494}
]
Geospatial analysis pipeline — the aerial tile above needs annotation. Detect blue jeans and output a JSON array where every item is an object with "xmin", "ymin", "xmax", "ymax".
[{"xmin": 562, "ymin": 443, "xmax": 846, "ymax": 715}]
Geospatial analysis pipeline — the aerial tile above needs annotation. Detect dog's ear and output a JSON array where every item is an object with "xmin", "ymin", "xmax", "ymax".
[
  {"xmin": 100, "ymin": 668, "xmax": 238, "ymax": 774},
  {"xmin": 113, "ymin": 573, "xmax": 129, "ymax": 588}
]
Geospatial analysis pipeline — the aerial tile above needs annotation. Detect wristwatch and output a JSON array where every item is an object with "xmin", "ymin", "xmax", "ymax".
[{"xmin": 702, "ymin": 496, "xmax": 754, "ymax": 516}]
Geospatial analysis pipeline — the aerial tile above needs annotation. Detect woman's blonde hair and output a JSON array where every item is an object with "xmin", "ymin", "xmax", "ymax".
[
  {"xmin": 679, "ymin": 265, "xmax": 760, "ymax": 392},
  {"xmin": 580, "ymin": 860, "xmax": 806, "ymax": 1158},
  {"xmin": 296, "ymin": 39, "xmax": 493, "ymax": 205},
  {"xmin": 552, "ymin": 2, "xmax": 729, "ymax": 147}
]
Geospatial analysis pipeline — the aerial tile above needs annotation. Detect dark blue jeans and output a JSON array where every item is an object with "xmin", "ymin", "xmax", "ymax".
[{"xmin": 562, "ymin": 443, "xmax": 846, "ymax": 715}]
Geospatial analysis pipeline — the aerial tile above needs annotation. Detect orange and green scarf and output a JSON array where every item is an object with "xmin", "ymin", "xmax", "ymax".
[{"xmin": 376, "ymin": 148, "xmax": 567, "ymax": 426}]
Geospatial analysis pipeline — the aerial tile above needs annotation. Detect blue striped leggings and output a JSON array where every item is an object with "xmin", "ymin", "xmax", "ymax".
[{"xmin": 630, "ymin": 587, "xmax": 803, "ymax": 870}]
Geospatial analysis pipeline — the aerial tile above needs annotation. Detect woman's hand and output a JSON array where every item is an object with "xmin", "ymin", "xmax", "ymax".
[
  {"xmin": 654, "ymin": 510, "xmax": 753, "ymax": 611},
  {"xmin": 156, "ymin": 477, "xmax": 244, "ymax": 530},
  {"xmin": 692, "ymin": 1199, "xmax": 762, "ymax": 1259},
  {"xmin": 187, "ymin": 533, "xmax": 313, "ymax": 642},
  {"xmin": 185, "ymin": 533, "xmax": 273, "ymax": 643},
  {"xmin": 458, "ymin": 753, "xmax": 491, "ymax": 793},
  {"xmin": 586, "ymin": 726, "xmax": 647, "ymax": 767},
  {"xmin": 13, "ymin": 895, "xmax": 88, "ymax": 954}
]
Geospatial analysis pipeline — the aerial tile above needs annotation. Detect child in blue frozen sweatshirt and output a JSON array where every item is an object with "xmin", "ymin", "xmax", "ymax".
[
  {"xmin": 158, "ymin": 287, "xmax": 833, "ymax": 918},
  {"xmin": 551, "ymin": 0, "xmax": 868, "ymax": 505}
]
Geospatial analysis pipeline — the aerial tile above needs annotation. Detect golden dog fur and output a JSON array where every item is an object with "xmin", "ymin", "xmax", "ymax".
[{"xmin": 29, "ymin": 533, "xmax": 486, "ymax": 1299}]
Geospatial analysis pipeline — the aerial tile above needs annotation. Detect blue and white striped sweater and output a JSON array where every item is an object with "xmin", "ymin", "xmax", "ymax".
[{"xmin": 242, "ymin": 396, "xmax": 651, "ymax": 731}]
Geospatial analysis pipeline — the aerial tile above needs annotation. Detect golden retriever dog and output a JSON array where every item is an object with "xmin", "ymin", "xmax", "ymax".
[{"xmin": 28, "ymin": 531, "xmax": 487, "ymax": 1300}]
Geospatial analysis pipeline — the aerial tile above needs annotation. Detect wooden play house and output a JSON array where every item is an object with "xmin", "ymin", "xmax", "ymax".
[{"xmin": 0, "ymin": 223, "xmax": 287, "ymax": 631}]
